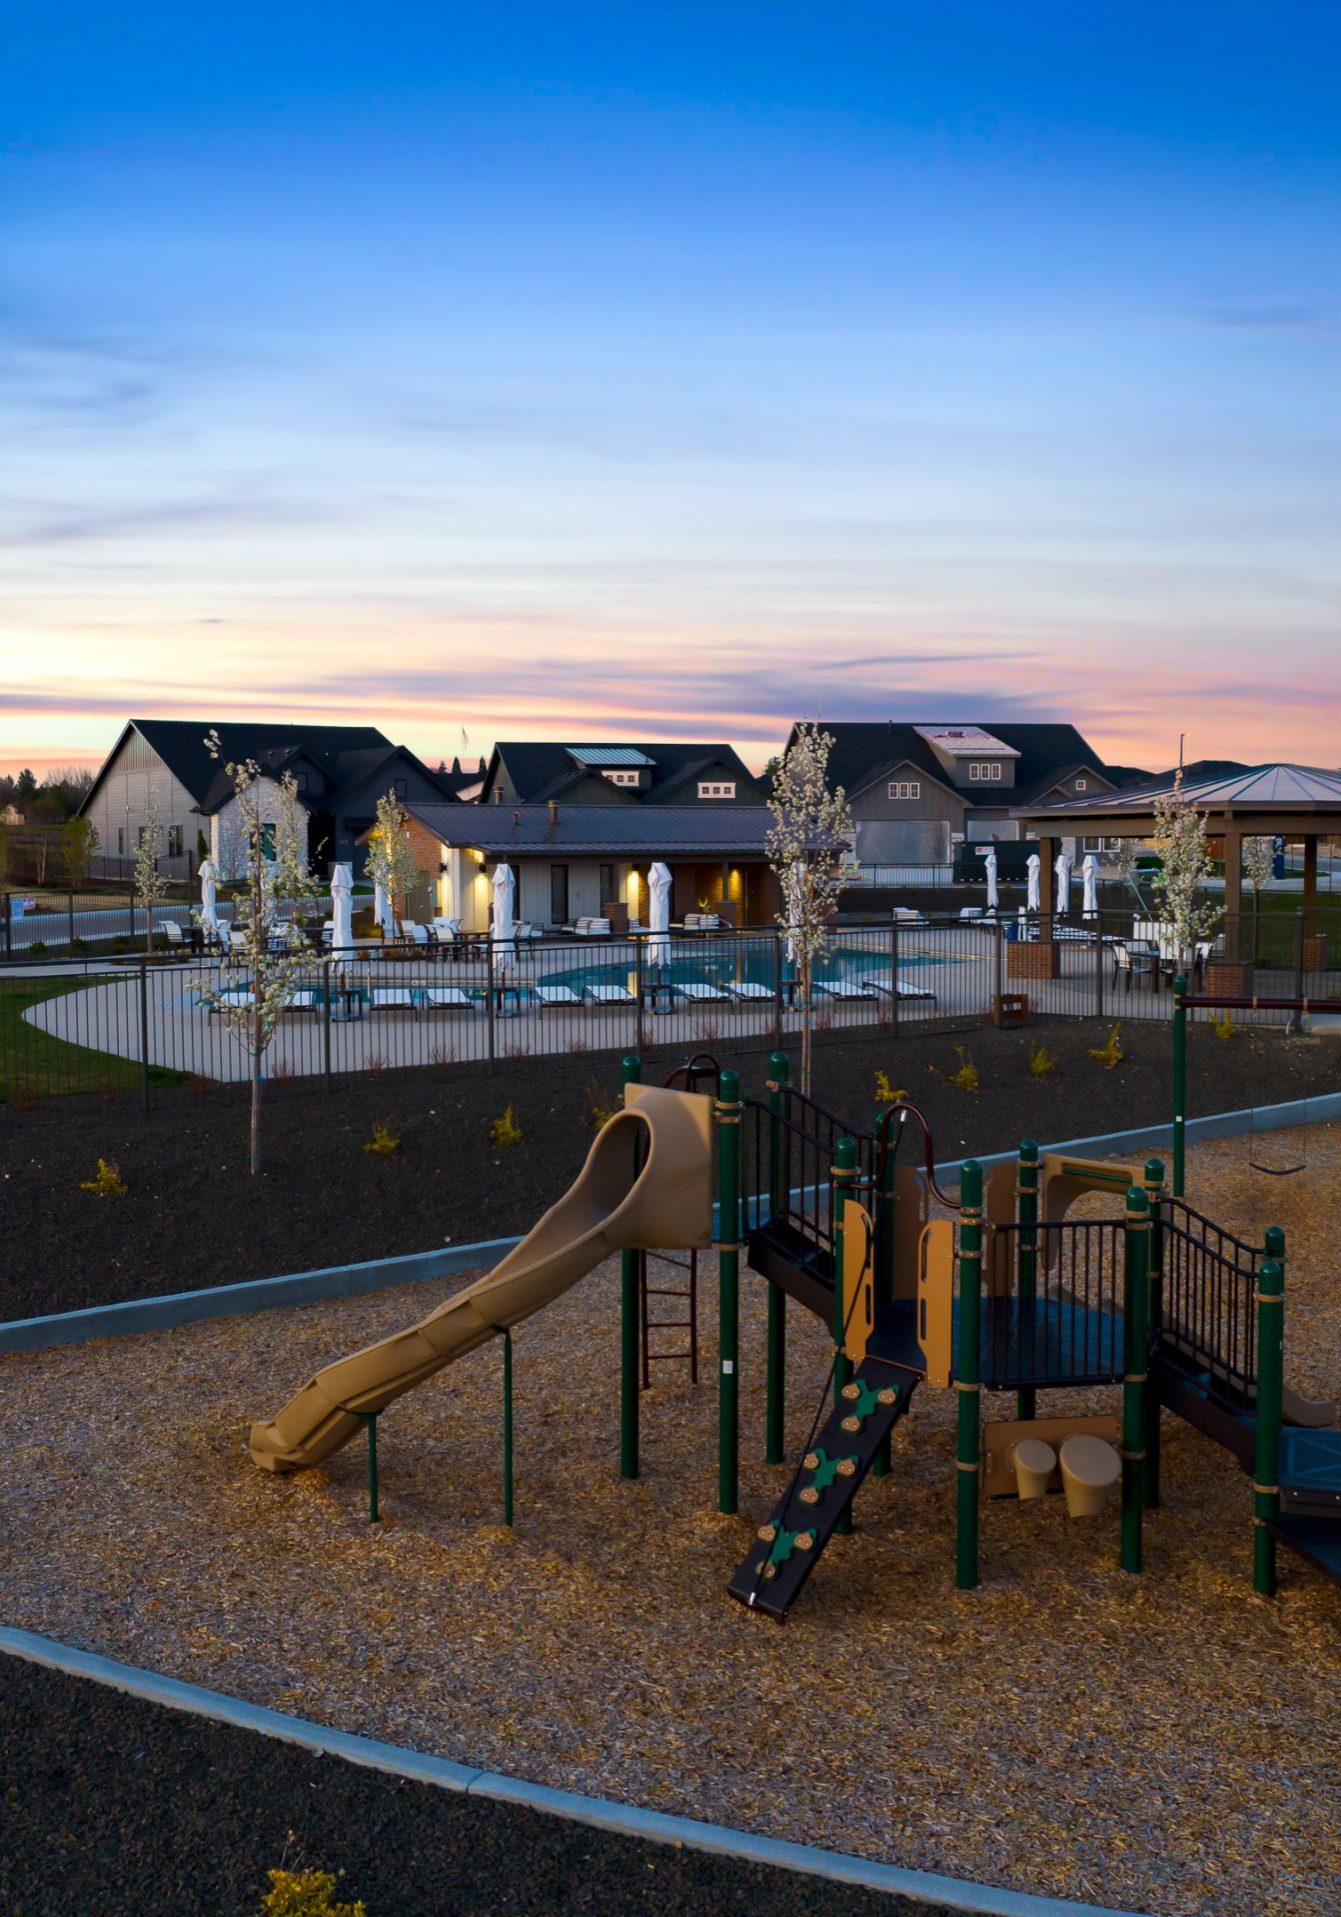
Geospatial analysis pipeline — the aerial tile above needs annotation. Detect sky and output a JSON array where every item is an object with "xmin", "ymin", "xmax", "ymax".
[{"xmin": 3, "ymin": 2, "xmax": 1340, "ymax": 778}]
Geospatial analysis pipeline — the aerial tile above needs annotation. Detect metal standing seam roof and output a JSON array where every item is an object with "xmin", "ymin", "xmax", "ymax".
[
  {"xmin": 402, "ymin": 803, "xmax": 775, "ymax": 856},
  {"xmin": 1017, "ymin": 764, "xmax": 1341, "ymax": 816}
]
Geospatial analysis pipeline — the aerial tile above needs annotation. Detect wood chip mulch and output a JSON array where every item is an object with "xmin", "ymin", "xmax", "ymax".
[{"xmin": 2, "ymin": 1129, "xmax": 1339, "ymax": 1917}]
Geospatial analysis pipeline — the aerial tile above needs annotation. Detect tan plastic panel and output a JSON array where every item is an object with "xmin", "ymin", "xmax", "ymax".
[
  {"xmin": 249, "ymin": 1085, "xmax": 714, "ymax": 1473},
  {"xmin": 1039, "ymin": 1154, "xmax": 1142, "ymax": 1226},
  {"xmin": 916, "ymin": 1219, "xmax": 955, "ymax": 1388},
  {"xmin": 842, "ymin": 1201, "xmax": 875, "ymax": 1362},
  {"xmin": 983, "ymin": 1413, "xmax": 1120, "ymax": 1498},
  {"xmin": 888, "ymin": 1162, "xmax": 928, "ymax": 1301}
]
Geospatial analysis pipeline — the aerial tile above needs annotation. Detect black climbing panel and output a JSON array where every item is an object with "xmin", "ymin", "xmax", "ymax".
[{"xmin": 727, "ymin": 1357, "xmax": 918, "ymax": 1621}]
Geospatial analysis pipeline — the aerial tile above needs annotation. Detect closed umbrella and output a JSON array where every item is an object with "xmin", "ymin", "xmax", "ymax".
[
  {"xmin": 983, "ymin": 847, "xmax": 999, "ymax": 913},
  {"xmin": 491, "ymin": 862, "xmax": 517, "ymax": 977},
  {"xmin": 1055, "ymin": 852, "xmax": 1072, "ymax": 916},
  {"xmin": 198, "ymin": 858, "xmax": 221, "ymax": 944},
  {"xmin": 1026, "ymin": 853, "xmax": 1041, "ymax": 913},
  {"xmin": 1081, "ymin": 854, "xmax": 1100, "ymax": 919},
  {"xmin": 330, "ymin": 863, "xmax": 354, "ymax": 957},
  {"xmin": 647, "ymin": 861, "xmax": 672, "ymax": 969}
]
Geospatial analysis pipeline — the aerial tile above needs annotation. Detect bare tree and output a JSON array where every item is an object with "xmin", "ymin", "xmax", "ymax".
[
  {"xmin": 134, "ymin": 793, "xmax": 171, "ymax": 953},
  {"xmin": 194, "ymin": 735, "xmax": 320, "ymax": 1174},
  {"xmin": 765, "ymin": 721, "xmax": 853, "ymax": 1096}
]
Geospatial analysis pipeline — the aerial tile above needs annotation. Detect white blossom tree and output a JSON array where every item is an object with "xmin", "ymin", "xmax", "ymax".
[
  {"xmin": 1150, "ymin": 767, "xmax": 1222, "ymax": 968},
  {"xmin": 365, "ymin": 791, "xmax": 422, "ymax": 936},
  {"xmin": 194, "ymin": 734, "xmax": 321, "ymax": 1174},
  {"xmin": 1243, "ymin": 835, "xmax": 1275, "ymax": 963},
  {"xmin": 134, "ymin": 792, "xmax": 172, "ymax": 954},
  {"xmin": 766, "ymin": 721, "xmax": 854, "ymax": 1095}
]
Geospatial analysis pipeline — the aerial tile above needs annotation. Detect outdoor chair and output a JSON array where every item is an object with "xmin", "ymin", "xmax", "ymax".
[
  {"xmin": 722, "ymin": 980, "xmax": 773, "ymax": 1004},
  {"xmin": 535, "ymin": 984, "xmax": 583, "ymax": 1011},
  {"xmin": 370, "ymin": 987, "xmax": 417, "ymax": 1014},
  {"xmin": 210, "ymin": 987, "xmax": 255, "ymax": 1013},
  {"xmin": 583, "ymin": 983, "xmax": 636, "ymax": 1007},
  {"xmin": 814, "ymin": 978, "xmax": 878, "ymax": 1003},
  {"xmin": 1112, "ymin": 942, "xmax": 1158, "ymax": 991},
  {"xmin": 860, "ymin": 975, "xmax": 938, "ymax": 1004},
  {"xmin": 677, "ymin": 981, "xmax": 731, "ymax": 1005},
  {"xmin": 572, "ymin": 917, "xmax": 612, "ymax": 937},
  {"xmin": 423, "ymin": 985, "xmax": 475, "ymax": 1012},
  {"xmin": 286, "ymin": 988, "xmax": 320, "ymax": 1013},
  {"xmin": 514, "ymin": 921, "xmax": 544, "ymax": 941}
]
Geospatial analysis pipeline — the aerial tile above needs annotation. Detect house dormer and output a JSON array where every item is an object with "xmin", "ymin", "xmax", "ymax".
[
  {"xmin": 913, "ymin": 725, "xmax": 1020, "ymax": 790},
  {"xmin": 565, "ymin": 745, "xmax": 654, "ymax": 793}
]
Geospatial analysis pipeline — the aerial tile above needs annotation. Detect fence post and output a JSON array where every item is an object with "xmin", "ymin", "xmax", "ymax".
[
  {"xmin": 1016, "ymin": 1139, "xmax": 1039, "ymax": 1421},
  {"xmin": 1170, "ymin": 972, "xmax": 1189, "ymax": 1196},
  {"xmin": 2, "ymin": 894, "xmax": 9, "ymax": 961},
  {"xmin": 620, "ymin": 1053, "xmax": 642, "ymax": 1480},
  {"xmin": 634, "ymin": 939, "xmax": 646, "ymax": 1055},
  {"xmin": 772, "ymin": 931, "xmax": 784, "ymax": 1051},
  {"xmin": 890, "ymin": 919, "xmax": 900, "ymax": 1037},
  {"xmin": 486, "ymin": 938, "xmax": 497, "ymax": 1076},
  {"xmin": 68, "ymin": 888, "xmax": 75, "ymax": 950},
  {"xmin": 992, "ymin": 916, "xmax": 1004, "ymax": 1017},
  {"xmin": 1253, "ymin": 1228, "xmax": 1285, "ymax": 1598},
  {"xmin": 715, "ymin": 1067, "xmax": 742, "ymax": 1515},
  {"xmin": 832, "ymin": 1135, "xmax": 857, "ymax": 1535},
  {"xmin": 1093, "ymin": 909, "xmax": 1105, "ymax": 1020},
  {"xmin": 323, "ymin": 957, "xmax": 334, "ymax": 1090},
  {"xmin": 765, "ymin": 1050, "xmax": 789, "ymax": 1465},
  {"xmin": 1121, "ymin": 1185, "xmax": 1150, "ymax": 1574},
  {"xmin": 955, "ymin": 1159, "xmax": 983, "ymax": 1590},
  {"xmin": 1143, "ymin": 1157, "xmax": 1165, "ymax": 1508},
  {"xmin": 138, "ymin": 958, "xmax": 151, "ymax": 1113}
]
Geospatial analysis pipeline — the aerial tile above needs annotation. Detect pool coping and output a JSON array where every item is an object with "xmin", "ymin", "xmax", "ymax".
[{"xmin": 0, "ymin": 1626, "xmax": 1142, "ymax": 1917}]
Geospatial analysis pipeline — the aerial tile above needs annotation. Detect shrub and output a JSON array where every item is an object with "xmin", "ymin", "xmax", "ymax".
[
  {"xmin": 931, "ymin": 1045, "xmax": 979, "ymax": 1093},
  {"xmin": 490, "ymin": 1105, "xmax": 523, "ymax": 1148},
  {"xmin": 98, "ymin": 1076, "xmax": 119, "ymax": 1106},
  {"xmin": 80, "ymin": 1158, "xmax": 127, "ymax": 1198},
  {"xmin": 1212, "ymin": 1010, "xmax": 1234, "ymax": 1042},
  {"xmin": 1027, "ymin": 1041, "xmax": 1055, "ymax": 1080},
  {"xmin": 70, "ymin": 937, "xmax": 88, "ymax": 956},
  {"xmin": 362, "ymin": 1122, "xmax": 400, "ymax": 1157},
  {"xmin": 28, "ymin": 939, "xmax": 47, "ymax": 958},
  {"xmin": 1089, "ymin": 1024, "xmax": 1125, "ymax": 1070},
  {"xmin": 873, "ymin": 1067, "xmax": 907, "ymax": 1106},
  {"xmin": 112, "ymin": 935, "xmax": 130, "ymax": 953},
  {"xmin": 260, "ymin": 1867, "xmax": 366, "ymax": 1917},
  {"xmin": 587, "ymin": 1079, "xmax": 619, "ymax": 1131}
]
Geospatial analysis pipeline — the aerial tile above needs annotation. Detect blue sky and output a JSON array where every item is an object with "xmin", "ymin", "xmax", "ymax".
[{"xmin": 3, "ymin": 2, "xmax": 1339, "ymax": 773}]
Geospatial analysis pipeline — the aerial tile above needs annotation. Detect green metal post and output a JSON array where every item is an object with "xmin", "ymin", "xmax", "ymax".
[
  {"xmin": 765, "ymin": 1051, "xmax": 789, "ymax": 1466},
  {"xmin": 619, "ymin": 1053, "xmax": 642, "ymax": 1480},
  {"xmin": 1254, "ymin": 1232, "xmax": 1285, "ymax": 1598},
  {"xmin": 1143, "ymin": 1158, "xmax": 1165, "ymax": 1509},
  {"xmin": 716, "ymin": 1068, "xmax": 742, "ymax": 1515},
  {"xmin": 364, "ymin": 1413, "xmax": 380, "ymax": 1524},
  {"xmin": 832, "ymin": 1136, "xmax": 858, "ymax": 1534},
  {"xmin": 1171, "ymin": 974, "xmax": 1188, "ymax": 1198},
  {"xmin": 1016, "ymin": 1139, "xmax": 1039, "ymax": 1422},
  {"xmin": 1121, "ymin": 1186, "xmax": 1151, "ymax": 1573},
  {"xmin": 502, "ymin": 1329, "xmax": 514, "ymax": 1527},
  {"xmin": 955, "ymin": 1161, "xmax": 983, "ymax": 1590},
  {"xmin": 871, "ymin": 1107, "xmax": 897, "ymax": 1478}
]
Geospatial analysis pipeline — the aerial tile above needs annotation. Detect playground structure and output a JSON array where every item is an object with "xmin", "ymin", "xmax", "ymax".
[{"xmin": 250, "ymin": 1046, "xmax": 1341, "ymax": 1619}]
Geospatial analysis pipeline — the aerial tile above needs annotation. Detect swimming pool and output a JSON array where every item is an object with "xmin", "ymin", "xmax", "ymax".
[{"xmin": 539, "ymin": 943, "xmax": 953, "ymax": 996}]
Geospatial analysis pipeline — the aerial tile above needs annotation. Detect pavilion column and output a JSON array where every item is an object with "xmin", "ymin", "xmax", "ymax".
[
  {"xmin": 1038, "ymin": 836, "xmax": 1057, "ymax": 917},
  {"xmin": 1303, "ymin": 836, "xmax": 1318, "ymax": 936},
  {"xmin": 1222, "ymin": 828, "xmax": 1243, "ymax": 958},
  {"xmin": 1009, "ymin": 833, "xmax": 1061, "ymax": 981}
]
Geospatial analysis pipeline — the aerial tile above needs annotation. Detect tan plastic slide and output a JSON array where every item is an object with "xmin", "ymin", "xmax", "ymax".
[{"xmin": 249, "ymin": 1084, "xmax": 714, "ymax": 1473}]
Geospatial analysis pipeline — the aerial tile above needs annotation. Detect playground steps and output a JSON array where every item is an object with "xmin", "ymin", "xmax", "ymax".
[
  {"xmin": 1267, "ymin": 1514, "xmax": 1341, "ymax": 1585},
  {"xmin": 727, "ymin": 1357, "xmax": 918, "ymax": 1622},
  {"xmin": 1279, "ymin": 1425, "xmax": 1341, "ymax": 1519}
]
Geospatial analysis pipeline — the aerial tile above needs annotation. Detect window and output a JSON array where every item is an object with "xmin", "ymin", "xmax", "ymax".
[
  {"xmin": 604, "ymin": 769, "xmax": 642, "ymax": 787},
  {"xmin": 167, "ymin": 825, "xmax": 184, "ymax": 857},
  {"xmin": 392, "ymin": 777, "xmax": 407, "ymax": 799},
  {"xmin": 887, "ymin": 780, "xmax": 921, "ymax": 800},
  {"xmin": 117, "ymin": 827, "xmax": 125, "ymax": 856},
  {"xmin": 251, "ymin": 823, "xmax": 276, "ymax": 861},
  {"xmin": 697, "ymin": 780, "xmax": 736, "ymax": 799},
  {"xmin": 599, "ymin": 863, "xmax": 615, "ymax": 904},
  {"xmin": 968, "ymin": 761, "xmax": 1003, "ymax": 782},
  {"xmin": 550, "ymin": 864, "xmax": 569, "ymax": 926},
  {"xmin": 1075, "ymin": 778, "xmax": 1088, "ymax": 792}
]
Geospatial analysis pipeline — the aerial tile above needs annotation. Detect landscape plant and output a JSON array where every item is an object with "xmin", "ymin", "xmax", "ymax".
[
  {"xmin": 194, "ymin": 734, "xmax": 321, "ymax": 1174},
  {"xmin": 765, "ymin": 719, "xmax": 853, "ymax": 1095},
  {"xmin": 260, "ymin": 1867, "xmax": 366, "ymax": 1917},
  {"xmin": 60, "ymin": 815, "xmax": 99, "ymax": 887},
  {"xmin": 1027, "ymin": 1040, "xmax": 1056, "ymax": 1080},
  {"xmin": 80, "ymin": 1157, "xmax": 127, "ymax": 1198},
  {"xmin": 362, "ymin": 1121, "xmax": 400, "ymax": 1156},
  {"xmin": 873, "ymin": 1067, "xmax": 906, "ymax": 1106},
  {"xmin": 1243, "ymin": 835, "xmax": 1275, "ymax": 963},
  {"xmin": 1150, "ymin": 767, "xmax": 1222, "ymax": 964},
  {"xmin": 365, "ymin": 790, "xmax": 422, "ymax": 932},
  {"xmin": 133, "ymin": 793, "xmax": 171, "ymax": 954},
  {"xmin": 490, "ymin": 1105, "xmax": 523, "ymax": 1147},
  {"xmin": 1089, "ymin": 1023, "xmax": 1125, "ymax": 1069}
]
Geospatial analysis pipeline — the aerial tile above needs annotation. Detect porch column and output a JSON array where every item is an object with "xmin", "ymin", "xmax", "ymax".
[
  {"xmin": 1222, "ymin": 827, "xmax": 1243, "ymax": 957},
  {"xmin": 1038, "ymin": 836, "xmax": 1057, "ymax": 916},
  {"xmin": 1303, "ymin": 835, "xmax": 1319, "ymax": 936}
]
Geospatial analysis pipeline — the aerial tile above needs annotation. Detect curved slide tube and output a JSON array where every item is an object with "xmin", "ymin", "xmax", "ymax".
[{"xmin": 249, "ymin": 1085, "xmax": 713, "ymax": 1472}]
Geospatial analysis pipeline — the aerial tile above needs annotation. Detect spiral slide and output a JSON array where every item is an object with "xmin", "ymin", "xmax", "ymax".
[{"xmin": 248, "ymin": 1084, "xmax": 714, "ymax": 1473}]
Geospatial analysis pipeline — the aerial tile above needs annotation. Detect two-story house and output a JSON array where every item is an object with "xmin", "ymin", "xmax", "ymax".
[{"xmin": 479, "ymin": 742, "xmax": 767, "ymax": 808}]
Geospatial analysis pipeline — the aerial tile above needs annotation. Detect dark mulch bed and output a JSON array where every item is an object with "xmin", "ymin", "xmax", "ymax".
[
  {"xmin": 0, "ymin": 1655, "xmax": 959, "ymax": 1917},
  {"xmin": 2, "ymin": 1018, "xmax": 1336, "ymax": 1322}
]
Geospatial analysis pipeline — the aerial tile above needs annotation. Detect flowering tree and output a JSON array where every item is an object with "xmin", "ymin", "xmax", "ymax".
[
  {"xmin": 365, "ymin": 791, "xmax": 422, "ymax": 935},
  {"xmin": 194, "ymin": 734, "xmax": 320, "ymax": 1174},
  {"xmin": 134, "ymin": 793, "xmax": 172, "ymax": 954},
  {"xmin": 766, "ymin": 721, "xmax": 854, "ymax": 1095},
  {"xmin": 1150, "ymin": 768, "xmax": 1222, "ymax": 967},
  {"xmin": 1243, "ymin": 835, "xmax": 1275, "ymax": 963}
]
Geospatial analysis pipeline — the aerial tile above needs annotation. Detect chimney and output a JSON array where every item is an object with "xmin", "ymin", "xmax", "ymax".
[{"xmin": 547, "ymin": 800, "xmax": 559, "ymax": 828}]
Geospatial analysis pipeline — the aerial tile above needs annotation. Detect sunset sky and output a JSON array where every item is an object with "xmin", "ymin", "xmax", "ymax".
[{"xmin": 4, "ymin": 3, "xmax": 1339, "ymax": 778}]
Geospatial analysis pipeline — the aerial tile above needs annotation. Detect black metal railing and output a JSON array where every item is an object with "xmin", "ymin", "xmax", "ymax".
[
  {"xmin": 982, "ymin": 1219, "xmax": 1127, "ymax": 1388},
  {"xmin": 1159, "ymin": 1199, "xmax": 1261, "ymax": 1403}
]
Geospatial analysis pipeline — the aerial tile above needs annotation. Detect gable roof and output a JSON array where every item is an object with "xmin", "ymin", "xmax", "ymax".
[
  {"xmin": 483, "ymin": 742, "xmax": 763, "ymax": 805},
  {"xmin": 1025, "ymin": 762, "xmax": 1341, "ymax": 819},
  {"xmin": 401, "ymin": 802, "xmax": 774, "ymax": 857},
  {"xmin": 798, "ymin": 722, "xmax": 1118, "ymax": 804}
]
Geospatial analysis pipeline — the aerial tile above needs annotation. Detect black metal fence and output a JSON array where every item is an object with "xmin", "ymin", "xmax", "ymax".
[
  {"xmin": 984, "ymin": 1219, "xmax": 1127, "ymax": 1388},
  {"xmin": 4, "ymin": 904, "xmax": 1338, "ymax": 1119},
  {"xmin": 1159, "ymin": 1199, "xmax": 1261, "ymax": 1405}
]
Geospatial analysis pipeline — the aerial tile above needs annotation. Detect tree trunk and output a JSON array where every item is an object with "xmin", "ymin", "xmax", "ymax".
[
  {"xmin": 800, "ymin": 952, "xmax": 813, "ymax": 1097},
  {"xmin": 251, "ymin": 1054, "xmax": 262, "ymax": 1175}
]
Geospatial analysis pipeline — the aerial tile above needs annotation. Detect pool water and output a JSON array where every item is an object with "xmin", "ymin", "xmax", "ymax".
[{"xmin": 541, "ymin": 943, "xmax": 952, "ymax": 996}]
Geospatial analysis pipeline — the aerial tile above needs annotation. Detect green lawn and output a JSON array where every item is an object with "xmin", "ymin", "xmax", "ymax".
[
  {"xmin": 0, "ymin": 973, "xmax": 185, "ymax": 1104},
  {"xmin": 1241, "ymin": 894, "xmax": 1341, "ymax": 967}
]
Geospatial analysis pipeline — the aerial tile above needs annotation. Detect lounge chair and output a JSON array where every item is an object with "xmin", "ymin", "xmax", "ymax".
[
  {"xmin": 814, "ymin": 978, "xmax": 877, "ymax": 1003},
  {"xmin": 584, "ymin": 983, "xmax": 636, "ymax": 1006},
  {"xmin": 572, "ymin": 918, "xmax": 612, "ymax": 937},
  {"xmin": 535, "ymin": 984, "xmax": 583, "ymax": 1011},
  {"xmin": 423, "ymin": 985, "xmax": 474, "ymax": 1012},
  {"xmin": 514, "ymin": 921, "xmax": 544, "ymax": 941},
  {"xmin": 157, "ymin": 918, "xmax": 186, "ymax": 949},
  {"xmin": 678, "ymin": 981, "xmax": 731, "ymax": 1005},
  {"xmin": 722, "ymin": 980, "xmax": 773, "ymax": 1004},
  {"xmin": 371, "ymin": 987, "xmax": 416, "ymax": 1013},
  {"xmin": 1112, "ymin": 943, "xmax": 1157, "ymax": 991},
  {"xmin": 286, "ymin": 987, "xmax": 320, "ymax": 1013},
  {"xmin": 682, "ymin": 913, "xmax": 725, "ymax": 933},
  {"xmin": 429, "ymin": 920, "xmax": 461, "ymax": 954},
  {"xmin": 399, "ymin": 921, "xmax": 431, "ymax": 948},
  {"xmin": 859, "ymin": 975, "xmax": 938, "ymax": 1004}
]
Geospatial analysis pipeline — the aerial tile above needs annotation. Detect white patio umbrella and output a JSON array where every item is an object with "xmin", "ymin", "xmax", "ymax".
[
  {"xmin": 198, "ymin": 858, "xmax": 221, "ymax": 943},
  {"xmin": 1026, "ymin": 853, "xmax": 1041, "ymax": 913},
  {"xmin": 647, "ymin": 861, "xmax": 672, "ymax": 969},
  {"xmin": 1055, "ymin": 851, "xmax": 1072, "ymax": 916},
  {"xmin": 983, "ymin": 847, "xmax": 999, "ymax": 913},
  {"xmin": 491, "ymin": 862, "xmax": 517, "ymax": 976},
  {"xmin": 330, "ymin": 863, "xmax": 354, "ymax": 957},
  {"xmin": 374, "ymin": 875, "xmax": 394, "ymax": 940},
  {"xmin": 1081, "ymin": 853, "xmax": 1100, "ymax": 918}
]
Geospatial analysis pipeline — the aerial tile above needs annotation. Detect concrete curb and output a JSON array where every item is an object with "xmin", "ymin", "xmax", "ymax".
[
  {"xmin": 0, "ymin": 1628, "xmax": 1142, "ymax": 1917},
  {"xmin": 1, "ymin": 1094, "xmax": 1334, "ymax": 1357}
]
